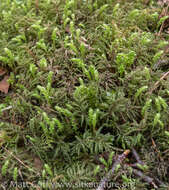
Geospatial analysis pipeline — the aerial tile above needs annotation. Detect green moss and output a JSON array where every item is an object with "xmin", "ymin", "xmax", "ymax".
[{"xmin": 0, "ymin": 0, "xmax": 168, "ymax": 188}]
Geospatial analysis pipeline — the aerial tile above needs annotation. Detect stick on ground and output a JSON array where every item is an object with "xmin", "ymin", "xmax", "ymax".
[
  {"xmin": 132, "ymin": 168, "xmax": 158, "ymax": 189},
  {"xmin": 132, "ymin": 148, "xmax": 144, "ymax": 165},
  {"xmin": 96, "ymin": 150, "xmax": 130, "ymax": 190}
]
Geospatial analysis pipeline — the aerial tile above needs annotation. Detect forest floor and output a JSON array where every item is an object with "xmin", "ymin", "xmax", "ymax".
[{"xmin": 0, "ymin": 0, "xmax": 169, "ymax": 189}]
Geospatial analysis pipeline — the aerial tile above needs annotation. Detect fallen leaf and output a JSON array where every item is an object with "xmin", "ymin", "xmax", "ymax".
[
  {"xmin": 0, "ymin": 67, "xmax": 6, "ymax": 76},
  {"xmin": 33, "ymin": 157, "xmax": 43, "ymax": 171},
  {"xmin": 0, "ymin": 75, "xmax": 10, "ymax": 94}
]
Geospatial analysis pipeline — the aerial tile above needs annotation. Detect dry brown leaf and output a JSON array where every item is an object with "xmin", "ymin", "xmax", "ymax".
[
  {"xmin": 33, "ymin": 157, "xmax": 43, "ymax": 171},
  {"xmin": 0, "ymin": 75, "xmax": 10, "ymax": 94},
  {"xmin": 0, "ymin": 67, "xmax": 6, "ymax": 76}
]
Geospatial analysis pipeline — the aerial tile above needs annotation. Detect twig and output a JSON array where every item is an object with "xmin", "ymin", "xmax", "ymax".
[
  {"xmin": 132, "ymin": 168, "xmax": 158, "ymax": 189},
  {"xmin": 96, "ymin": 150, "xmax": 130, "ymax": 190},
  {"xmin": 158, "ymin": 4, "xmax": 169, "ymax": 36},
  {"xmin": 148, "ymin": 70, "xmax": 169, "ymax": 95},
  {"xmin": 35, "ymin": 0, "xmax": 39, "ymax": 15},
  {"xmin": 153, "ymin": 177, "xmax": 166, "ymax": 187},
  {"xmin": 151, "ymin": 138, "xmax": 163, "ymax": 161},
  {"xmin": 153, "ymin": 44, "xmax": 169, "ymax": 70},
  {"xmin": 129, "ymin": 148, "xmax": 145, "ymax": 169},
  {"xmin": 132, "ymin": 148, "xmax": 144, "ymax": 165},
  {"xmin": 2, "ymin": 146, "xmax": 40, "ymax": 176},
  {"xmin": 130, "ymin": 149, "xmax": 166, "ymax": 188},
  {"xmin": 1, "ymin": 105, "xmax": 13, "ymax": 112}
]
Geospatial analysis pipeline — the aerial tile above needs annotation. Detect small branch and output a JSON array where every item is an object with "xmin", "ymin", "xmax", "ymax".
[
  {"xmin": 2, "ymin": 146, "xmax": 40, "ymax": 176},
  {"xmin": 148, "ymin": 70, "xmax": 169, "ymax": 95},
  {"xmin": 158, "ymin": 4, "xmax": 169, "ymax": 36},
  {"xmin": 153, "ymin": 177, "xmax": 166, "ymax": 187},
  {"xmin": 96, "ymin": 150, "xmax": 130, "ymax": 190},
  {"xmin": 130, "ymin": 149, "xmax": 165, "ymax": 188},
  {"xmin": 132, "ymin": 168, "xmax": 158, "ymax": 189},
  {"xmin": 128, "ymin": 163, "xmax": 143, "ymax": 168},
  {"xmin": 132, "ymin": 148, "xmax": 144, "ymax": 165},
  {"xmin": 35, "ymin": 0, "xmax": 39, "ymax": 15},
  {"xmin": 1, "ymin": 106, "xmax": 13, "ymax": 112}
]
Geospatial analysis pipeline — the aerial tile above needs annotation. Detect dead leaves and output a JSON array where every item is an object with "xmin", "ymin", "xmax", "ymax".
[
  {"xmin": 0, "ymin": 67, "xmax": 10, "ymax": 94},
  {"xmin": 0, "ymin": 76, "xmax": 10, "ymax": 94}
]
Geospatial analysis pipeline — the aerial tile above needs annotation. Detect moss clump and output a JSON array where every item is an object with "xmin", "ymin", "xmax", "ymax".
[{"xmin": 0, "ymin": 0, "xmax": 168, "ymax": 189}]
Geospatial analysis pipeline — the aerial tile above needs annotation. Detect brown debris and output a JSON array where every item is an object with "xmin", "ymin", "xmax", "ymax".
[
  {"xmin": 35, "ymin": 0, "xmax": 39, "ymax": 15},
  {"xmin": 0, "ymin": 67, "xmax": 7, "ymax": 76},
  {"xmin": 0, "ymin": 75, "xmax": 10, "ymax": 94},
  {"xmin": 33, "ymin": 157, "xmax": 43, "ymax": 171}
]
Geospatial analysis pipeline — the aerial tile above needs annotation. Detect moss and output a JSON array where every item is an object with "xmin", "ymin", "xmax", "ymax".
[{"xmin": 0, "ymin": 0, "xmax": 168, "ymax": 188}]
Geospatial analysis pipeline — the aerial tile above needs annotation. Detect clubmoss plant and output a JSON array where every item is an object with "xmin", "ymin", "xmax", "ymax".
[{"xmin": 0, "ymin": 0, "xmax": 168, "ymax": 188}]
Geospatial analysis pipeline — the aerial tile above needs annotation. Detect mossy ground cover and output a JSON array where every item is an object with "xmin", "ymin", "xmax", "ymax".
[{"xmin": 0, "ymin": 0, "xmax": 169, "ymax": 189}]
